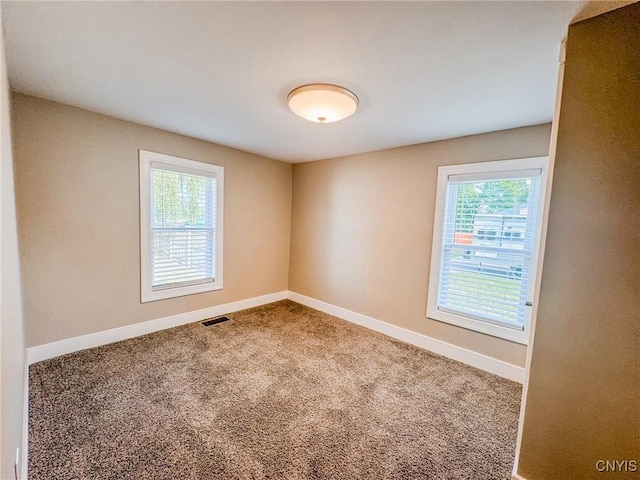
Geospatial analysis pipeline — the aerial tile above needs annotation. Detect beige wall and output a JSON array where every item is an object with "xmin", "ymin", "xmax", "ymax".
[
  {"xmin": 518, "ymin": 4, "xmax": 640, "ymax": 479},
  {"xmin": 572, "ymin": 0, "xmax": 638, "ymax": 23},
  {"xmin": 13, "ymin": 93, "xmax": 551, "ymax": 371},
  {"xmin": 12, "ymin": 93, "xmax": 292, "ymax": 348},
  {"xmin": 289, "ymin": 124, "xmax": 552, "ymax": 367},
  {"xmin": 1, "ymin": 9, "xmax": 26, "ymax": 479}
]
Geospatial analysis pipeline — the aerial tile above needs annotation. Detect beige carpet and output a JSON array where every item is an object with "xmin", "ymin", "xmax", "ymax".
[{"xmin": 29, "ymin": 300, "xmax": 522, "ymax": 479}]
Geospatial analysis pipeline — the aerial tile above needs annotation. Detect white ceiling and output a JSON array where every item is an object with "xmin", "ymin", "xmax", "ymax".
[{"xmin": 2, "ymin": 1, "xmax": 584, "ymax": 163}]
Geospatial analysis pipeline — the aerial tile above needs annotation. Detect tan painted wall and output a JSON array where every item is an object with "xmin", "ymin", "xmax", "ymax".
[
  {"xmin": 12, "ymin": 93, "xmax": 292, "ymax": 348},
  {"xmin": 518, "ymin": 4, "xmax": 640, "ymax": 479},
  {"xmin": 289, "ymin": 124, "xmax": 552, "ymax": 367},
  {"xmin": 571, "ymin": 0, "xmax": 638, "ymax": 23},
  {"xmin": 0, "ymin": 10, "xmax": 26, "ymax": 478}
]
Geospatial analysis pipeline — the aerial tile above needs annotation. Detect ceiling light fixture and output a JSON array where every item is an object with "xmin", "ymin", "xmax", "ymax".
[{"xmin": 287, "ymin": 84, "xmax": 359, "ymax": 124}]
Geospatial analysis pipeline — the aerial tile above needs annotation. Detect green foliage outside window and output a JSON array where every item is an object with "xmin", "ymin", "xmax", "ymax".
[
  {"xmin": 152, "ymin": 171, "xmax": 207, "ymax": 227},
  {"xmin": 455, "ymin": 179, "xmax": 529, "ymax": 232}
]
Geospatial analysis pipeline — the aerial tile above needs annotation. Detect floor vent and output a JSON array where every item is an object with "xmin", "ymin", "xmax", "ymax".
[{"xmin": 201, "ymin": 316, "xmax": 231, "ymax": 327}]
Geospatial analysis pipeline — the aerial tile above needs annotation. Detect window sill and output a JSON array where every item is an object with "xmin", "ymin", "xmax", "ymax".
[
  {"xmin": 141, "ymin": 281, "xmax": 223, "ymax": 303},
  {"xmin": 426, "ymin": 307, "xmax": 529, "ymax": 345}
]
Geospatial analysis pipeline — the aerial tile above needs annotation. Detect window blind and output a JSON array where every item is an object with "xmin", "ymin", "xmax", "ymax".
[
  {"xmin": 150, "ymin": 164, "xmax": 216, "ymax": 290},
  {"xmin": 437, "ymin": 173, "xmax": 541, "ymax": 330}
]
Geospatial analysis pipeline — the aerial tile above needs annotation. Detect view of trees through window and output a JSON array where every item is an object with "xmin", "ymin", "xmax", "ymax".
[
  {"xmin": 152, "ymin": 170, "xmax": 208, "ymax": 228},
  {"xmin": 150, "ymin": 168, "xmax": 215, "ymax": 288},
  {"xmin": 428, "ymin": 158, "xmax": 545, "ymax": 342},
  {"xmin": 440, "ymin": 177, "xmax": 537, "ymax": 328},
  {"xmin": 454, "ymin": 179, "xmax": 529, "ymax": 233}
]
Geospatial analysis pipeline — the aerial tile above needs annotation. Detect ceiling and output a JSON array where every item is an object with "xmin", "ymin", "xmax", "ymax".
[{"xmin": 2, "ymin": 1, "xmax": 585, "ymax": 163}]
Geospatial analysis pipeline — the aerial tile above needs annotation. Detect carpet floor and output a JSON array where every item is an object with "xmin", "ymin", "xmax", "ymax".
[{"xmin": 29, "ymin": 300, "xmax": 522, "ymax": 479}]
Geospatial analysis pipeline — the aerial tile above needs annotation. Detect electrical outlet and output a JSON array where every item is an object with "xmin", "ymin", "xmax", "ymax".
[{"xmin": 14, "ymin": 448, "xmax": 20, "ymax": 480}]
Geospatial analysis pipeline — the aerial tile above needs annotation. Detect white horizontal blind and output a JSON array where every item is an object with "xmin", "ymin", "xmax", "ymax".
[
  {"xmin": 437, "ymin": 173, "xmax": 541, "ymax": 330},
  {"xmin": 150, "ymin": 165, "xmax": 216, "ymax": 290}
]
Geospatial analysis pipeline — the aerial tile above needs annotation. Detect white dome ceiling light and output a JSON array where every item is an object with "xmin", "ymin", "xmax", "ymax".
[{"xmin": 287, "ymin": 84, "xmax": 359, "ymax": 124}]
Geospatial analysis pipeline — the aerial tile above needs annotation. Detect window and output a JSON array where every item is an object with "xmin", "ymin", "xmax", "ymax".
[
  {"xmin": 427, "ymin": 157, "xmax": 548, "ymax": 344},
  {"xmin": 139, "ymin": 150, "xmax": 224, "ymax": 302}
]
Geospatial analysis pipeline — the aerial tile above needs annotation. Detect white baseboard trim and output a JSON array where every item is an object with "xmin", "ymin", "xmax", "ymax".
[
  {"xmin": 512, "ymin": 473, "xmax": 527, "ymax": 480},
  {"xmin": 287, "ymin": 291, "xmax": 524, "ymax": 383},
  {"xmin": 26, "ymin": 288, "xmax": 524, "ymax": 384},
  {"xmin": 26, "ymin": 291, "xmax": 288, "ymax": 365},
  {"xmin": 21, "ymin": 360, "xmax": 29, "ymax": 479}
]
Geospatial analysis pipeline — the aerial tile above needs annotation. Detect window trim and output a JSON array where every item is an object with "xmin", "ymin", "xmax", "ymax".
[
  {"xmin": 426, "ymin": 156, "xmax": 549, "ymax": 345},
  {"xmin": 139, "ymin": 150, "xmax": 224, "ymax": 303}
]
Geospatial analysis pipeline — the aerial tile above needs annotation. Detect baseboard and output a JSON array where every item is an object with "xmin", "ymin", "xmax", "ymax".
[
  {"xmin": 26, "ymin": 288, "xmax": 524, "ymax": 380},
  {"xmin": 26, "ymin": 291, "xmax": 288, "ymax": 364},
  {"xmin": 21, "ymin": 361, "xmax": 29, "ymax": 479},
  {"xmin": 512, "ymin": 473, "xmax": 527, "ymax": 480},
  {"xmin": 287, "ymin": 291, "xmax": 525, "ymax": 383}
]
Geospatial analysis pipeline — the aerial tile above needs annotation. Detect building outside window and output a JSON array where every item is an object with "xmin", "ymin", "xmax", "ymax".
[{"xmin": 427, "ymin": 157, "xmax": 549, "ymax": 344}]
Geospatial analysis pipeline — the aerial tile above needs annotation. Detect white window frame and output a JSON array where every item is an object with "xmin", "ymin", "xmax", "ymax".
[
  {"xmin": 139, "ymin": 150, "xmax": 224, "ymax": 303},
  {"xmin": 426, "ymin": 156, "xmax": 549, "ymax": 344}
]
